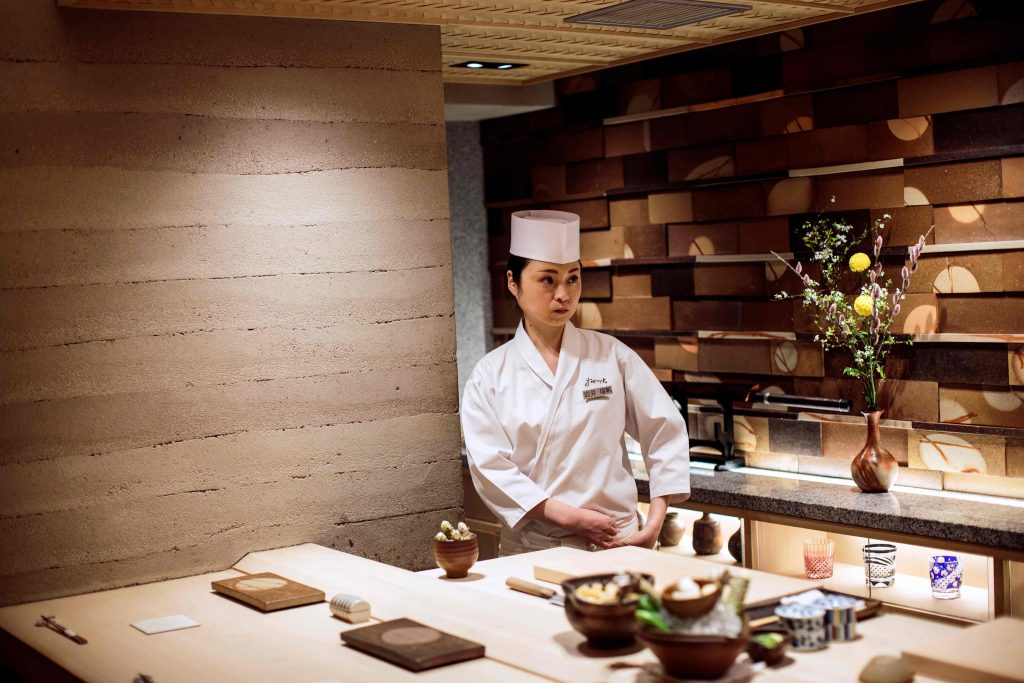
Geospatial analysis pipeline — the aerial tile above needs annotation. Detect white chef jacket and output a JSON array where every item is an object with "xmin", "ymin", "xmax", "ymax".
[{"xmin": 461, "ymin": 320, "xmax": 690, "ymax": 547}]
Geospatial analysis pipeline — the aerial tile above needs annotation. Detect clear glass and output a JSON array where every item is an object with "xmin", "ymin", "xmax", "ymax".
[
  {"xmin": 803, "ymin": 538, "xmax": 835, "ymax": 580},
  {"xmin": 929, "ymin": 555, "xmax": 962, "ymax": 600},
  {"xmin": 862, "ymin": 543, "xmax": 897, "ymax": 588}
]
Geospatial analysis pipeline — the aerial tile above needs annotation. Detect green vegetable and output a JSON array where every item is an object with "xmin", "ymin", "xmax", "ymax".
[
  {"xmin": 637, "ymin": 593, "xmax": 661, "ymax": 612},
  {"xmin": 752, "ymin": 633, "xmax": 784, "ymax": 647},
  {"xmin": 636, "ymin": 609, "xmax": 672, "ymax": 633}
]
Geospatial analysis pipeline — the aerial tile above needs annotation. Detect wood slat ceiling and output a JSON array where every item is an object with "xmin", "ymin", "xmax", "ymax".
[{"xmin": 58, "ymin": 0, "xmax": 927, "ymax": 84}]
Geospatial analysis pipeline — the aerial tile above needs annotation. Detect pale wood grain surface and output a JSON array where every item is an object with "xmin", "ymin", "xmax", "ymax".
[
  {"xmin": 0, "ymin": 544, "xmax": 974, "ymax": 683},
  {"xmin": 0, "ymin": 566, "xmax": 545, "ymax": 683}
]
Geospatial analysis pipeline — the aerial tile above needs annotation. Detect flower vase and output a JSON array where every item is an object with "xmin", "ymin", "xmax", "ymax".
[{"xmin": 850, "ymin": 410, "xmax": 898, "ymax": 493}]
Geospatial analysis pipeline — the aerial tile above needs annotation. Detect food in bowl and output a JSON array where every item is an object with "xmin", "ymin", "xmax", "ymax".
[
  {"xmin": 747, "ymin": 629, "xmax": 792, "ymax": 666},
  {"xmin": 635, "ymin": 572, "xmax": 750, "ymax": 679},
  {"xmin": 668, "ymin": 577, "xmax": 718, "ymax": 600},
  {"xmin": 561, "ymin": 572, "xmax": 653, "ymax": 648},
  {"xmin": 574, "ymin": 580, "xmax": 639, "ymax": 605},
  {"xmin": 662, "ymin": 578, "xmax": 723, "ymax": 619}
]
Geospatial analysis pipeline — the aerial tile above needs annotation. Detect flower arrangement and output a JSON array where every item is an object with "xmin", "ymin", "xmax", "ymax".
[
  {"xmin": 434, "ymin": 520, "xmax": 474, "ymax": 542},
  {"xmin": 771, "ymin": 198, "xmax": 931, "ymax": 411}
]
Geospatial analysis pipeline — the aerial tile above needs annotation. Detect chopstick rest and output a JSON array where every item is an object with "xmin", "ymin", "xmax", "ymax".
[{"xmin": 329, "ymin": 593, "xmax": 371, "ymax": 623}]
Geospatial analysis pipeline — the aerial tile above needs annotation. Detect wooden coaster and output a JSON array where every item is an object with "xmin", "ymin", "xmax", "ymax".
[
  {"xmin": 211, "ymin": 572, "xmax": 324, "ymax": 612},
  {"xmin": 341, "ymin": 618, "xmax": 485, "ymax": 672}
]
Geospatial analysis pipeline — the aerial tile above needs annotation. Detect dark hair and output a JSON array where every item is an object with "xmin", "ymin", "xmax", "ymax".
[{"xmin": 507, "ymin": 254, "xmax": 531, "ymax": 286}]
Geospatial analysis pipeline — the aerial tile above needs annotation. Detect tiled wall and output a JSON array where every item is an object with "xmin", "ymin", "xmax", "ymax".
[{"xmin": 481, "ymin": 0, "xmax": 1024, "ymax": 499}]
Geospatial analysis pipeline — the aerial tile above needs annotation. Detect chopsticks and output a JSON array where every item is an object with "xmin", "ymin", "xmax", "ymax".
[{"xmin": 35, "ymin": 615, "xmax": 87, "ymax": 645}]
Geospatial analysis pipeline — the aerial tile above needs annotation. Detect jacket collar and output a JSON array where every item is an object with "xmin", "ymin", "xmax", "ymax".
[{"xmin": 513, "ymin": 320, "xmax": 580, "ymax": 389}]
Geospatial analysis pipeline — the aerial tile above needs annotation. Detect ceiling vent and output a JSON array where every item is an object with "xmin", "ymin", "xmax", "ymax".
[{"xmin": 565, "ymin": 0, "xmax": 751, "ymax": 30}]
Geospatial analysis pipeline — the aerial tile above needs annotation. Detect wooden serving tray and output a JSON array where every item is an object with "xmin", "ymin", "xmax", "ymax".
[
  {"xmin": 211, "ymin": 572, "xmax": 324, "ymax": 612},
  {"xmin": 532, "ymin": 545, "xmax": 816, "ymax": 607},
  {"xmin": 743, "ymin": 589, "xmax": 883, "ymax": 629},
  {"xmin": 341, "ymin": 618, "xmax": 486, "ymax": 672}
]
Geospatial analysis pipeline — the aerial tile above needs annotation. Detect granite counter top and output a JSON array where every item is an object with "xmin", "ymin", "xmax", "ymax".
[
  {"xmin": 460, "ymin": 450, "xmax": 1024, "ymax": 554},
  {"xmin": 637, "ymin": 467, "xmax": 1024, "ymax": 554}
]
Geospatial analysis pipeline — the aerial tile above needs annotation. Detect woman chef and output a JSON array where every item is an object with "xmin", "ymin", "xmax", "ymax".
[{"xmin": 461, "ymin": 209, "xmax": 691, "ymax": 555}]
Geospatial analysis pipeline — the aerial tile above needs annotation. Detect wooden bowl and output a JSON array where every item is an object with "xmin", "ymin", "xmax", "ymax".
[
  {"xmin": 433, "ymin": 537, "xmax": 478, "ymax": 579},
  {"xmin": 639, "ymin": 630, "xmax": 747, "ymax": 680},
  {"xmin": 747, "ymin": 628, "xmax": 792, "ymax": 666},
  {"xmin": 661, "ymin": 578, "xmax": 722, "ymax": 619},
  {"xmin": 561, "ymin": 573, "xmax": 652, "ymax": 649}
]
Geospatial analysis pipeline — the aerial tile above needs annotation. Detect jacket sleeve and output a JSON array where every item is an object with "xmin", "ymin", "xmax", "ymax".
[
  {"xmin": 619, "ymin": 343, "xmax": 691, "ymax": 502},
  {"xmin": 461, "ymin": 371, "xmax": 550, "ymax": 530}
]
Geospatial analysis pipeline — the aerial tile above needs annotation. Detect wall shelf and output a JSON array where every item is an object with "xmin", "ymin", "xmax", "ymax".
[
  {"xmin": 491, "ymin": 327, "xmax": 1024, "ymax": 345},
  {"xmin": 751, "ymin": 521, "xmax": 995, "ymax": 623}
]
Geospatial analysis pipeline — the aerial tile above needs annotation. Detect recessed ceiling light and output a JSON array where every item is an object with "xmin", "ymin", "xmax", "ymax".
[{"xmin": 452, "ymin": 61, "xmax": 527, "ymax": 70}]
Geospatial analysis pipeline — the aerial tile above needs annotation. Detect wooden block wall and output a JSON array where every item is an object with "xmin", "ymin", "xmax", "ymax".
[
  {"xmin": 0, "ymin": 2, "xmax": 459, "ymax": 605},
  {"xmin": 483, "ymin": 0, "xmax": 1024, "ymax": 499}
]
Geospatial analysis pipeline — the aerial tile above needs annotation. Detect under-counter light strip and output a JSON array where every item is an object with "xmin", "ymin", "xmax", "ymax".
[
  {"xmin": 731, "ymin": 465, "xmax": 1024, "ymax": 509},
  {"xmin": 635, "ymin": 457, "xmax": 1024, "ymax": 509}
]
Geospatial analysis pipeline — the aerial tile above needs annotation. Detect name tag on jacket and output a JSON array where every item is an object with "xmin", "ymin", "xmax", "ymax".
[{"xmin": 582, "ymin": 385, "xmax": 613, "ymax": 402}]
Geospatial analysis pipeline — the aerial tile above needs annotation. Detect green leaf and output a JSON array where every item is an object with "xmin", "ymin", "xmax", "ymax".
[
  {"xmin": 638, "ymin": 593, "xmax": 660, "ymax": 612},
  {"xmin": 636, "ymin": 609, "xmax": 672, "ymax": 633}
]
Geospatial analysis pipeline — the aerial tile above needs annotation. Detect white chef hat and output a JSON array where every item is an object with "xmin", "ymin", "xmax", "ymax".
[{"xmin": 510, "ymin": 210, "xmax": 580, "ymax": 264}]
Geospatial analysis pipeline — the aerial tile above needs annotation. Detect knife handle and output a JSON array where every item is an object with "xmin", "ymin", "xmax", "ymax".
[
  {"xmin": 749, "ymin": 615, "xmax": 780, "ymax": 628},
  {"xmin": 506, "ymin": 577, "xmax": 556, "ymax": 599}
]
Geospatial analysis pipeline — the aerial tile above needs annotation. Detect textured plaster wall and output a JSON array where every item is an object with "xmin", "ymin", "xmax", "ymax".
[
  {"xmin": 446, "ymin": 122, "xmax": 492, "ymax": 401},
  {"xmin": 0, "ymin": 1, "xmax": 461, "ymax": 605}
]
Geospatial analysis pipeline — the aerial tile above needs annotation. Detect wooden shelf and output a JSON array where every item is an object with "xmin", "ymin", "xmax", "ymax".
[
  {"xmin": 751, "ymin": 521, "xmax": 995, "ymax": 622},
  {"xmin": 603, "ymin": 89, "xmax": 786, "ymax": 126},
  {"xmin": 648, "ymin": 507, "xmax": 742, "ymax": 568},
  {"xmin": 773, "ymin": 561, "xmax": 990, "ymax": 623},
  {"xmin": 491, "ymin": 327, "xmax": 1024, "ymax": 345}
]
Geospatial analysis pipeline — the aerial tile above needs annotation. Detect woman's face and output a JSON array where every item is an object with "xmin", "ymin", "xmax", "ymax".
[{"xmin": 508, "ymin": 260, "xmax": 582, "ymax": 329}]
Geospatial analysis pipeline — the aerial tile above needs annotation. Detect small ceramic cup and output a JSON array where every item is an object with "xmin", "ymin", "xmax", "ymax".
[
  {"xmin": 814, "ymin": 594, "xmax": 858, "ymax": 642},
  {"xmin": 929, "ymin": 555, "xmax": 962, "ymax": 600},
  {"xmin": 775, "ymin": 604, "xmax": 827, "ymax": 651}
]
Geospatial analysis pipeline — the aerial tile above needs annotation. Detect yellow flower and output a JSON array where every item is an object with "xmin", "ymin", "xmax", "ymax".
[
  {"xmin": 849, "ymin": 252, "xmax": 871, "ymax": 272},
  {"xmin": 854, "ymin": 295, "xmax": 874, "ymax": 317}
]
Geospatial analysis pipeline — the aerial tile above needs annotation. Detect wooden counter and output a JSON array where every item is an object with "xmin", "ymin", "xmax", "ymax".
[{"xmin": 0, "ymin": 543, "xmax": 969, "ymax": 682}]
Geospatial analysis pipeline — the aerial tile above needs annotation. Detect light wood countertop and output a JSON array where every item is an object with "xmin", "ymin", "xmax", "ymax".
[{"xmin": 0, "ymin": 543, "xmax": 969, "ymax": 682}]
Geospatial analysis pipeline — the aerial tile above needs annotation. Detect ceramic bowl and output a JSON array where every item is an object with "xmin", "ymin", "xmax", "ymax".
[
  {"xmin": 561, "ymin": 573, "xmax": 651, "ymax": 649},
  {"xmin": 774, "ymin": 604, "xmax": 827, "ymax": 651},
  {"xmin": 746, "ymin": 628, "xmax": 792, "ymax": 666},
  {"xmin": 639, "ymin": 630, "xmax": 747, "ymax": 680},
  {"xmin": 661, "ymin": 578, "xmax": 722, "ymax": 619},
  {"xmin": 433, "ymin": 537, "xmax": 478, "ymax": 578}
]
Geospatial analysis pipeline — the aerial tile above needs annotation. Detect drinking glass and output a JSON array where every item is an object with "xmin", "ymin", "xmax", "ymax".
[
  {"xmin": 802, "ymin": 538, "xmax": 835, "ymax": 580},
  {"xmin": 929, "ymin": 555, "xmax": 962, "ymax": 600},
  {"xmin": 862, "ymin": 543, "xmax": 897, "ymax": 587}
]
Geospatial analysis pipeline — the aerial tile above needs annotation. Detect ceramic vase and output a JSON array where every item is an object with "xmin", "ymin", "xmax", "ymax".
[
  {"xmin": 728, "ymin": 528, "xmax": 743, "ymax": 563},
  {"xmin": 658, "ymin": 511, "xmax": 686, "ymax": 547},
  {"xmin": 692, "ymin": 511, "xmax": 723, "ymax": 556},
  {"xmin": 851, "ymin": 410, "xmax": 899, "ymax": 493}
]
